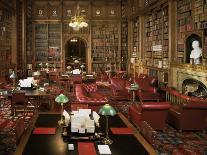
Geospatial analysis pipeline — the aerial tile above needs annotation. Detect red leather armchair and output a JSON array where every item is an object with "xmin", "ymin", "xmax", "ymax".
[
  {"xmin": 134, "ymin": 76, "xmax": 160, "ymax": 102},
  {"xmin": 128, "ymin": 102, "xmax": 171, "ymax": 130},
  {"xmin": 165, "ymin": 87, "xmax": 207, "ymax": 131},
  {"xmin": 75, "ymin": 83, "xmax": 108, "ymax": 111},
  {"xmin": 110, "ymin": 77, "xmax": 131, "ymax": 100}
]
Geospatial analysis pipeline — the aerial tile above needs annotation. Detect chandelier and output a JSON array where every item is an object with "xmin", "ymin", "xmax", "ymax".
[{"xmin": 69, "ymin": 4, "xmax": 88, "ymax": 31}]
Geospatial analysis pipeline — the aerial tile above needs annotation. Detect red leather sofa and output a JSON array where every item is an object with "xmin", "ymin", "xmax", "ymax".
[
  {"xmin": 128, "ymin": 102, "xmax": 171, "ymax": 130},
  {"xmin": 75, "ymin": 83, "xmax": 108, "ymax": 111},
  {"xmin": 134, "ymin": 76, "xmax": 160, "ymax": 102},
  {"xmin": 165, "ymin": 87, "xmax": 207, "ymax": 131},
  {"xmin": 109, "ymin": 77, "xmax": 132, "ymax": 100}
]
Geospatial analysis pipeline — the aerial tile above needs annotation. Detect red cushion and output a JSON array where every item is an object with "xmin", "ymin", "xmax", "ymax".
[{"xmin": 83, "ymin": 83, "xmax": 98, "ymax": 93}]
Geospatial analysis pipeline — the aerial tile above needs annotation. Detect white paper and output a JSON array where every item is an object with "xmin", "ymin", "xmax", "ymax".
[
  {"xmin": 79, "ymin": 128, "xmax": 85, "ymax": 134},
  {"xmin": 71, "ymin": 110, "xmax": 95, "ymax": 133},
  {"xmin": 71, "ymin": 127, "xmax": 78, "ymax": 132},
  {"xmin": 86, "ymin": 126, "xmax": 95, "ymax": 133},
  {"xmin": 98, "ymin": 145, "xmax": 111, "ymax": 154},
  {"xmin": 79, "ymin": 109, "xmax": 91, "ymax": 115},
  {"xmin": 19, "ymin": 77, "xmax": 34, "ymax": 88},
  {"xmin": 63, "ymin": 110, "xmax": 70, "ymax": 126},
  {"xmin": 72, "ymin": 69, "xmax": 81, "ymax": 75},
  {"xmin": 92, "ymin": 111, "xmax": 100, "ymax": 126},
  {"xmin": 68, "ymin": 144, "xmax": 74, "ymax": 150},
  {"xmin": 71, "ymin": 111, "xmax": 78, "ymax": 115}
]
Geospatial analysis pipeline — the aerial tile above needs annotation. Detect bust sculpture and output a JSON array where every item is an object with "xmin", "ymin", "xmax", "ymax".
[{"xmin": 190, "ymin": 40, "xmax": 202, "ymax": 65}]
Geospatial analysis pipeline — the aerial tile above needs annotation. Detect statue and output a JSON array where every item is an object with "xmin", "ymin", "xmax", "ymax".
[{"xmin": 190, "ymin": 40, "xmax": 202, "ymax": 65}]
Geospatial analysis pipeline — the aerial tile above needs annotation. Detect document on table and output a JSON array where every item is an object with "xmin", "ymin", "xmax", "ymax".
[{"xmin": 98, "ymin": 145, "xmax": 111, "ymax": 154}]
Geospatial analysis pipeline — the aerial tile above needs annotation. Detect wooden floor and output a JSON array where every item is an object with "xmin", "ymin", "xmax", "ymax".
[{"xmin": 15, "ymin": 112, "xmax": 157, "ymax": 155}]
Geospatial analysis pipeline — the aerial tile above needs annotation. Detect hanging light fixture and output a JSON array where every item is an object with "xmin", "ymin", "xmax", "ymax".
[{"xmin": 69, "ymin": 4, "xmax": 88, "ymax": 31}]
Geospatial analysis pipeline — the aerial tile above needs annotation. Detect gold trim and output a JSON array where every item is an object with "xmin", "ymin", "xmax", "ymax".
[{"xmin": 170, "ymin": 63, "xmax": 207, "ymax": 71}]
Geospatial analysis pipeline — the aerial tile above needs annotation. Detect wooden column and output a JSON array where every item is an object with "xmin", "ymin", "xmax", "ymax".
[{"xmin": 168, "ymin": 0, "xmax": 177, "ymax": 87}]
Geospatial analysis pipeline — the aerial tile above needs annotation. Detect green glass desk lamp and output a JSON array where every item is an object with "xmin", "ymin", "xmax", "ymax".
[
  {"xmin": 99, "ymin": 104, "xmax": 117, "ymax": 145},
  {"xmin": 55, "ymin": 94, "xmax": 69, "ymax": 126}
]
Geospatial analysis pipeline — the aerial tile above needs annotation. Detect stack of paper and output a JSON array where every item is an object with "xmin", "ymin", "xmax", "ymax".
[
  {"xmin": 98, "ymin": 145, "xmax": 112, "ymax": 154},
  {"xmin": 71, "ymin": 109, "xmax": 95, "ymax": 133}
]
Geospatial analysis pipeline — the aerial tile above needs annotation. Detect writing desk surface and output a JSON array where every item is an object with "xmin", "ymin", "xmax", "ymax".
[{"xmin": 18, "ymin": 113, "xmax": 152, "ymax": 155}]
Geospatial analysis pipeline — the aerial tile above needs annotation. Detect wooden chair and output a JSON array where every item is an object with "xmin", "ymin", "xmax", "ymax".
[
  {"xmin": 11, "ymin": 92, "xmax": 27, "ymax": 116},
  {"xmin": 48, "ymin": 72, "xmax": 59, "ymax": 84},
  {"xmin": 11, "ymin": 92, "xmax": 36, "ymax": 116}
]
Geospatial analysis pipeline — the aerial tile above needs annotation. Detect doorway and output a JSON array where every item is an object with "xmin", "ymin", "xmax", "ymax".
[{"xmin": 65, "ymin": 37, "xmax": 86, "ymax": 71}]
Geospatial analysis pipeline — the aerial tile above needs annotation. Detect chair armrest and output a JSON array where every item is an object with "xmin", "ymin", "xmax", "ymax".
[
  {"xmin": 141, "ymin": 102, "xmax": 171, "ymax": 110},
  {"xmin": 182, "ymin": 103, "xmax": 207, "ymax": 109}
]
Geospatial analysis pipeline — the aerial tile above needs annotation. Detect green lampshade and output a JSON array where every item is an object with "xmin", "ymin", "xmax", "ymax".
[
  {"xmin": 55, "ymin": 94, "xmax": 69, "ymax": 104},
  {"xmin": 99, "ymin": 104, "xmax": 117, "ymax": 116}
]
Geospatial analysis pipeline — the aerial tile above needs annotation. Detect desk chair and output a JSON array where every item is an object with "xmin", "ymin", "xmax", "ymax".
[
  {"xmin": 11, "ymin": 92, "xmax": 35, "ymax": 116},
  {"xmin": 11, "ymin": 92, "xmax": 27, "ymax": 116}
]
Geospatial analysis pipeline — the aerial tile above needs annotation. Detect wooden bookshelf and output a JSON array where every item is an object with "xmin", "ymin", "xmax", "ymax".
[
  {"xmin": 133, "ymin": 19, "xmax": 139, "ymax": 56},
  {"xmin": 26, "ymin": 0, "xmax": 33, "ymax": 65},
  {"xmin": 144, "ymin": 5, "xmax": 169, "ymax": 69},
  {"xmin": 91, "ymin": 21, "xmax": 119, "ymax": 73},
  {"xmin": 176, "ymin": 0, "xmax": 207, "ymax": 64},
  {"xmin": 121, "ymin": 1, "xmax": 128, "ymax": 71},
  {"xmin": 142, "ymin": 3, "xmax": 169, "ymax": 82},
  {"xmin": 0, "ymin": 7, "xmax": 12, "ymax": 77},
  {"xmin": 34, "ymin": 23, "xmax": 61, "ymax": 72}
]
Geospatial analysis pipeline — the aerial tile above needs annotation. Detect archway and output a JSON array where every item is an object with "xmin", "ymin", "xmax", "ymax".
[{"xmin": 65, "ymin": 37, "xmax": 86, "ymax": 71}]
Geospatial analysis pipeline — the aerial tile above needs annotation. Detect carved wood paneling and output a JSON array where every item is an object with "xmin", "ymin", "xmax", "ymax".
[
  {"xmin": 33, "ymin": 1, "xmax": 48, "ymax": 20},
  {"xmin": 48, "ymin": 1, "xmax": 62, "ymax": 20}
]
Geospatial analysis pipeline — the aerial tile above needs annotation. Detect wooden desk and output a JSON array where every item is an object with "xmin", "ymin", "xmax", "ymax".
[
  {"xmin": 15, "ymin": 112, "xmax": 156, "ymax": 155},
  {"xmin": 3, "ymin": 89, "xmax": 50, "ymax": 111}
]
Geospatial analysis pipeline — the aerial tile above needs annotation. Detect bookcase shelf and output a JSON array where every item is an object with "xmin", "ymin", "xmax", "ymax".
[
  {"xmin": 133, "ymin": 19, "xmax": 139, "ymax": 55},
  {"xmin": 142, "ymin": 4, "xmax": 169, "ymax": 82},
  {"xmin": 0, "ymin": 10, "xmax": 12, "ymax": 77},
  {"xmin": 91, "ymin": 21, "xmax": 119, "ymax": 73},
  {"xmin": 176, "ymin": 0, "xmax": 207, "ymax": 64},
  {"xmin": 120, "ymin": 1, "xmax": 128, "ymax": 71},
  {"xmin": 143, "ymin": 5, "xmax": 169, "ymax": 70},
  {"xmin": 34, "ymin": 23, "xmax": 61, "ymax": 72}
]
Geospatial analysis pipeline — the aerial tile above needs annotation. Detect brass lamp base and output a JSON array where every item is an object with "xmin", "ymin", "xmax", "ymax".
[
  {"xmin": 58, "ymin": 119, "xmax": 65, "ymax": 126},
  {"xmin": 102, "ymin": 137, "xmax": 113, "ymax": 145}
]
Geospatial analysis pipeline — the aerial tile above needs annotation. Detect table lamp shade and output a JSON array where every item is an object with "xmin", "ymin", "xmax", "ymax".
[
  {"xmin": 33, "ymin": 71, "xmax": 41, "ymax": 76},
  {"xmin": 99, "ymin": 104, "xmax": 116, "ymax": 116},
  {"xmin": 10, "ymin": 71, "xmax": 17, "ymax": 79},
  {"xmin": 55, "ymin": 94, "xmax": 69, "ymax": 104}
]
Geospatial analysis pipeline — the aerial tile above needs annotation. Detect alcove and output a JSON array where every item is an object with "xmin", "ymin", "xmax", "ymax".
[{"xmin": 185, "ymin": 33, "xmax": 202, "ymax": 63}]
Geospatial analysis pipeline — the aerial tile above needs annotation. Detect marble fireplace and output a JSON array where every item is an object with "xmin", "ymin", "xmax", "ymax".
[{"xmin": 170, "ymin": 64, "xmax": 207, "ymax": 99}]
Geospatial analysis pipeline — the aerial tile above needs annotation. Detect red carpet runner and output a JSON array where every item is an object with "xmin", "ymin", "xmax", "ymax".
[
  {"xmin": 78, "ymin": 142, "xmax": 97, "ymax": 155},
  {"xmin": 33, "ymin": 127, "xmax": 56, "ymax": 134},
  {"xmin": 111, "ymin": 127, "xmax": 133, "ymax": 134}
]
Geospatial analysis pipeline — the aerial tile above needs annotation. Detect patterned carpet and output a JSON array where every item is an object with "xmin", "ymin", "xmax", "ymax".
[
  {"xmin": 0, "ymin": 101, "xmax": 34, "ymax": 155},
  {"xmin": 154, "ymin": 125, "xmax": 207, "ymax": 154},
  {"xmin": 0, "ymin": 84, "xmax": 207, "ymax": 155}
]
